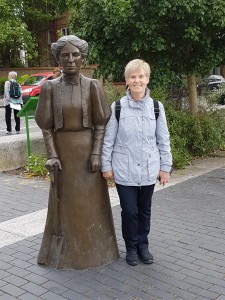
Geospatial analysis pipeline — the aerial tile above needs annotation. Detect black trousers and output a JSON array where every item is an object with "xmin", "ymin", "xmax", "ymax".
[
  {"xmin": 116, "ymin": 184, "xmax": 155, "ymax": 252},
  {"xmin": 5, "ymin": 104, "xmax": 20, "ymax": 132}
]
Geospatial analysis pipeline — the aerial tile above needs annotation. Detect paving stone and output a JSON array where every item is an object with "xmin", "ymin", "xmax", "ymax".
[
  {"xmin": 188, "ymin": 285, "xmax": 219, "ymax": 299},
  {"xmin": 194, "ymin": 259, "xmax": 221, "ymax": 271},
  {"xmin": 63, "ymin": 280, "xmax": 90, "ymax": 293},
  {"xmin": 160, "ymin": 267, "xmax": 188, "ymax": 280},
  {"xmin": 0, "ymin": 283, "xmax": 25, "ymax": 297},
  {"xmin": 42, "ymin": 269, "xmax": 72, "ymax": 283},
  {"xmin": 18, "ymin": 293, "xmax": 41, "ymax": 300},
  {"xmin": 175, "ymin": 259, "xmax": 201, "ymax": 272},
  {"xmin": 105, "ymin": 288, "xmax": 132, "ymax": 300},
  {"xmin": 179, "ymin": 267, "xmax": 206, "ymax": 280},
  {"xmin": 0, "ymin": 280, "xmax": 7, "ymax": 288},
  {"xmin": 4, "ymin": 275, "xmax": 28, "ymax": 287},
  {"xmin": 21, "ymin": 282, "xmax": 48, "ymax": 296},
  {"xmin": 216, "ymin": 296, "xmax": 225, "ymax": 300},
  {"xmin": 11, "ymin": 252, "xmax": 33, "ymax": 262},
  {"xmin": 6, "ymin": 266, "xmax": 30, "ymax": 277},
  {"xmin": 84, "ymin": 289, "xmax": 112, "ymax": 300},
  {"xmin": 62, "ymin": 290, "xmax": 91, "ymax": 300},
  {"xmin": 121, "ymin": 267, "xmax": 149, "ymax": 281},
  {"xmin": 41, "ymin": 291, "xmax": 68, "ymax": 300},
  {"xmin": 0, "ymin": 248, "xmax": 17, "ymax": 256},
  {"xmin": 0, "ymin": 261, "xmax": 12, "ymax": 270},
  {"xmin": 101, "ymin": 268, "xmax": 129, "ymax": 282},
  {"xmin": 0, "ymin": 253, "xmax": 14, "ymax": 263},
  {"xmin": 168, "ymin": 287, "xmax": 198, "ymax": 300},
  {"xmin": 82, "ymin": 278, "xmax": 109, "ymax": 292},
  {"xmin": 10, "ymin": 259, "xmax": 31, "ymax": 269},
  {"xmin": 157, "ymin": 260, "xmax": 183, "ymax": 272},
  {"xmin": 23, "ymin": 272, "xmax": 48, "ymax": 285},
  {"xmin": 184, "ymin": 276, "xmax": 213, "ymax": 290},
  {"xmin": 198, "ymin": 267, "xmax": 225, "ymax": 279},
  {"xmin": 82, "ymin": 270, "xmax": 110, "ymax": 282},
  {"xmin": 0, "ymin": 295, "xmax": 17, "ymax": 300},
  {"xmin": 142, "ymin": 276, "xmax": 171, "ymax": 292},
  {"xmin": 209, "ymin": 285, "xmax": 225, "ymax": 296},
  {"xmin": 0, "ymin": 270, "xmax": 11, "ymax": 280},
  {"xmin": 204, "ymin": 276, "xmax": 225, "ymax": 288},
  {"xmin": 142, "ymin": 287, "xmax": 177, "ymax": 300},
  {"xmin": 41, "ymin": 280, "xmax": 68, "ymax": 295}
]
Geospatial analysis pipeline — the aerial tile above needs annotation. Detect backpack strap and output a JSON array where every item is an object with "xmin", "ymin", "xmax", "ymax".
[
  {"xmin": 114, "ymin": 99, "xmax": 159, "ymax": 123},
  {"xmin": 153, "ymin": 100, "xmax": 159, "ymax": 120},
  {"xmin": 115, "ymin": 99, "xmax": 121, "ymax": 123}
]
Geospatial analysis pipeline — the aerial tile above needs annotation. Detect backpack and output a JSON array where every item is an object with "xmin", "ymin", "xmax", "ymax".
[
  {"xmin": 9, "ymin": 81, "xmax": 21, "ymax": 99},
  {"xmin": 115, "ymin": 99, "xmax": 159, "ymax": 123}
]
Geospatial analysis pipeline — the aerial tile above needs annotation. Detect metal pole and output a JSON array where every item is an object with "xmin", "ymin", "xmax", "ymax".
[{"xmin": 25, "ymin": 111, "xmax": 31, "ymax": 157}]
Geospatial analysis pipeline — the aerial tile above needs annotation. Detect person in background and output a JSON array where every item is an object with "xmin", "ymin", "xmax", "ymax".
[
  {"xmin": 52, "ymin": 67, "xmax": 62, "ymax": 79},
  {"xmin": 101, "ymin": 59, "xmax": 172, "ymax": 266},
  {"xmin": 3, "ymin": 71, "xmax": 23, "ymax": 135}
]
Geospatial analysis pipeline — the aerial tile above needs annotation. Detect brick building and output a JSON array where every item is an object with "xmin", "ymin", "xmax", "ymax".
[{"xmin": 37, "ymin": 12, "xmax": 70, "ymax": 67}]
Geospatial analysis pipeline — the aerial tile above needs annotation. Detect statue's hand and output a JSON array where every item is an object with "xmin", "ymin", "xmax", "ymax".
[
  {"xmin": 88, "ymin": 154, "xmax": 101, "ymax": 173},
  {"xmin": 45, "ymin": 158, "xmax": 62, "ymax": 182}
]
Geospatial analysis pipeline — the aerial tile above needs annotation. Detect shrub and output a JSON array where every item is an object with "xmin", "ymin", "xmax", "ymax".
[
  {"xmin": 104, "ymin": 81, "xmax": 125, "ymax": 104},
  {"xmin": 0, "ymin": 77, "xmax": 7, "ymax": 95},
  {"xmin": 26, "ymin": 153, "xmax": 48, "ymax": 176},
  {"xmin": 203, "ymin": 85, "xmax": 225, "ymax": 105},
  {"xmin": 18, "ymin": 74, "xmax": 30, "ymax": 84}
]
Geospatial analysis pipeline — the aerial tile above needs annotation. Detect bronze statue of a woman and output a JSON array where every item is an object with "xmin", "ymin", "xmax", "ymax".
[{"xmin": 35, "ymin": 35, "xmax": 119, "ymax": 269}]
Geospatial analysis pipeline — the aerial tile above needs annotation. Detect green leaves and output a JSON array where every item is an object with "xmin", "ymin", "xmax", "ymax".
[
  {"xmin": 0, "ymin": 0, "xmax": 67, "ymax": 67},
  {"xmin": 68, "ymin": 0, "xmax": 225, "ymax": 84}
]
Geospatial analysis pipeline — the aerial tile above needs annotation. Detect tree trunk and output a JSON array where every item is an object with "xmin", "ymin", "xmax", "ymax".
[{"xmin": 187, "ymin": 73, "xmax": 199, "ymax": 114}]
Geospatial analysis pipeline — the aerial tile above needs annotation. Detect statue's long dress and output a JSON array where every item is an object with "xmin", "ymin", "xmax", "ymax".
[{"xmin": 37, "ymin": 83, "xmax": 119, "ymax": 269}]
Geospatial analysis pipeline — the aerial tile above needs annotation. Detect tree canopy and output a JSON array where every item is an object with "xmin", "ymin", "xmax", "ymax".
[
  {"xmin": 69, "ymin": 0, "xmax": 225, "ymax": 80},
  {"xmin": 68, "ymin": 0, "xmax": 225, "ymax": 113},
  {"xmin": 0, "ymin": 0, "xmax": 67, "ymax": 67}
]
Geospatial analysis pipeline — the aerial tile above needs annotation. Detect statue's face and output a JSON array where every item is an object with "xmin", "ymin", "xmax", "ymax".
[{"xmin": 59, "ymin": 43, "xmax": 82, "ymax": 74}]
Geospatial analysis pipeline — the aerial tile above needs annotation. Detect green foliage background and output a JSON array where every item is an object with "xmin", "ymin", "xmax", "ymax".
[{"xmin": 68, "ymin": 0, "xmax": 225, "ymax": 86}]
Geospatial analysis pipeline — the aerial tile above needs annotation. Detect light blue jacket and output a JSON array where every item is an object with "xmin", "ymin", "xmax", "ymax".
[{"xmin": 101, "ymin": 90, "xmax": 172, "ymax": 186}]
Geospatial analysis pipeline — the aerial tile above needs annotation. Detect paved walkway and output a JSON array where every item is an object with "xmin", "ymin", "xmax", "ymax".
[{"xmin": 0, "ymin": 157, "xmax": 225, "ymax": 300}]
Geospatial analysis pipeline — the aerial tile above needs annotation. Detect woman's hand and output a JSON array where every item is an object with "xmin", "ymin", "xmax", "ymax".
[
  {"xmin": 158, "ymin": 170, "xmax": 170, "ymax": 186},
  {"xmin": 89, "ymin": 154, "xmax": 101, "ymax": 173},
  {"xmin": 102, "ymin": 170, "xmax": 114, "ymax": 180}
]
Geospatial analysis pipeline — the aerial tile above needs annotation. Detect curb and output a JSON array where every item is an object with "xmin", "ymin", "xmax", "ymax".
[{"xmin": 0, "ymin": 132, "xmax": 45, "ymax": 171}]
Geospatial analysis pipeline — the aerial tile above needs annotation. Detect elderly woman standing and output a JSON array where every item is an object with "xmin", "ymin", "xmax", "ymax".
[
  {"xmin": 4, "ymin": 71, "xmax": 23, "ymax": 134},
  {"xmin": 35, "ymin": 35, "xmax": 118, "ymax": 269},
  {"xmin": 101, "ymin": 59, "xmax": 172, "ymax": 266}
]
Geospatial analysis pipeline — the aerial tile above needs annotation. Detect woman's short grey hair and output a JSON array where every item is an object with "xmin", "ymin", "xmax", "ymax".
[
  {"xmin": 124, "ymin": 59, "xmax": 151, "ymax": 79},
  {"xmin": 8, "ymin": 71, "xmax": 17, "ymax": 79},
  {"xmin": 51, "ymin": 35, "xmax": 88, "ymax": 62}
]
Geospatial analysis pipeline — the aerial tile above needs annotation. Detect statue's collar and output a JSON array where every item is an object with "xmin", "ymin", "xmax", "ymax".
[{"xmin": 62, "ymin": 72, "xmax": 80, "ymax": 85}]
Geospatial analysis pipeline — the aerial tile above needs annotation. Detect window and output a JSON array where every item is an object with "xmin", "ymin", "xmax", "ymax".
[
  {"xmin": 61, "ymin": 27, "xmax": 70, "ymax": 36},
  {"xmin": 48, "ymin": 31, "xmax": 54, "ymax": 44}
]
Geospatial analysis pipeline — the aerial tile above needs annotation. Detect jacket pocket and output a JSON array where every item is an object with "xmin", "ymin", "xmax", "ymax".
[
  {"xmin": 112, "ymin": 145, "xmax": 129, "ymax": 182},
  {"xmin": 147, "ymin": 150, "xmax": 160, "ymax": 180}
]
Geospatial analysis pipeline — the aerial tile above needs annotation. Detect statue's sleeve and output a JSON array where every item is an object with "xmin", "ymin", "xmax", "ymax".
[
  {"xmin": 90, "ymin": 79, "xmax": 112, "ymax": 155},
  {"xmin": 35, "ymin": 81, "xmax": 59, "ymax": 159}
]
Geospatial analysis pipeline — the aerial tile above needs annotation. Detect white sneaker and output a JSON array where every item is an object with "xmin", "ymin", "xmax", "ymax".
[
  {"xmin": 16, "ymin": 131, "xmax": 20, "ymax": 134},
  {"xmin": 6, "ymin": 131, "xmax": 12, "ymax": 135}
]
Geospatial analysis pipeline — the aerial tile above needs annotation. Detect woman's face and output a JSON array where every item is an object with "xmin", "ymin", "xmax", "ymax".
[
  {"xmin": 126, "ymin": 68, "xmax": 149, "ymax": 100},
  {"xmin": 59, "ymin": 43, "xmax": 82, "ymax": 74}
]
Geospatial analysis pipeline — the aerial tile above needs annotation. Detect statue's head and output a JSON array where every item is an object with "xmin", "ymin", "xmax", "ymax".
[
  {"xmin": 51, "ymin": 35, "xmax": 88, "ymax": 63},
  {"xmin": 51, "ymin": 35, "xmax": 88, "ymax": 75}
]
